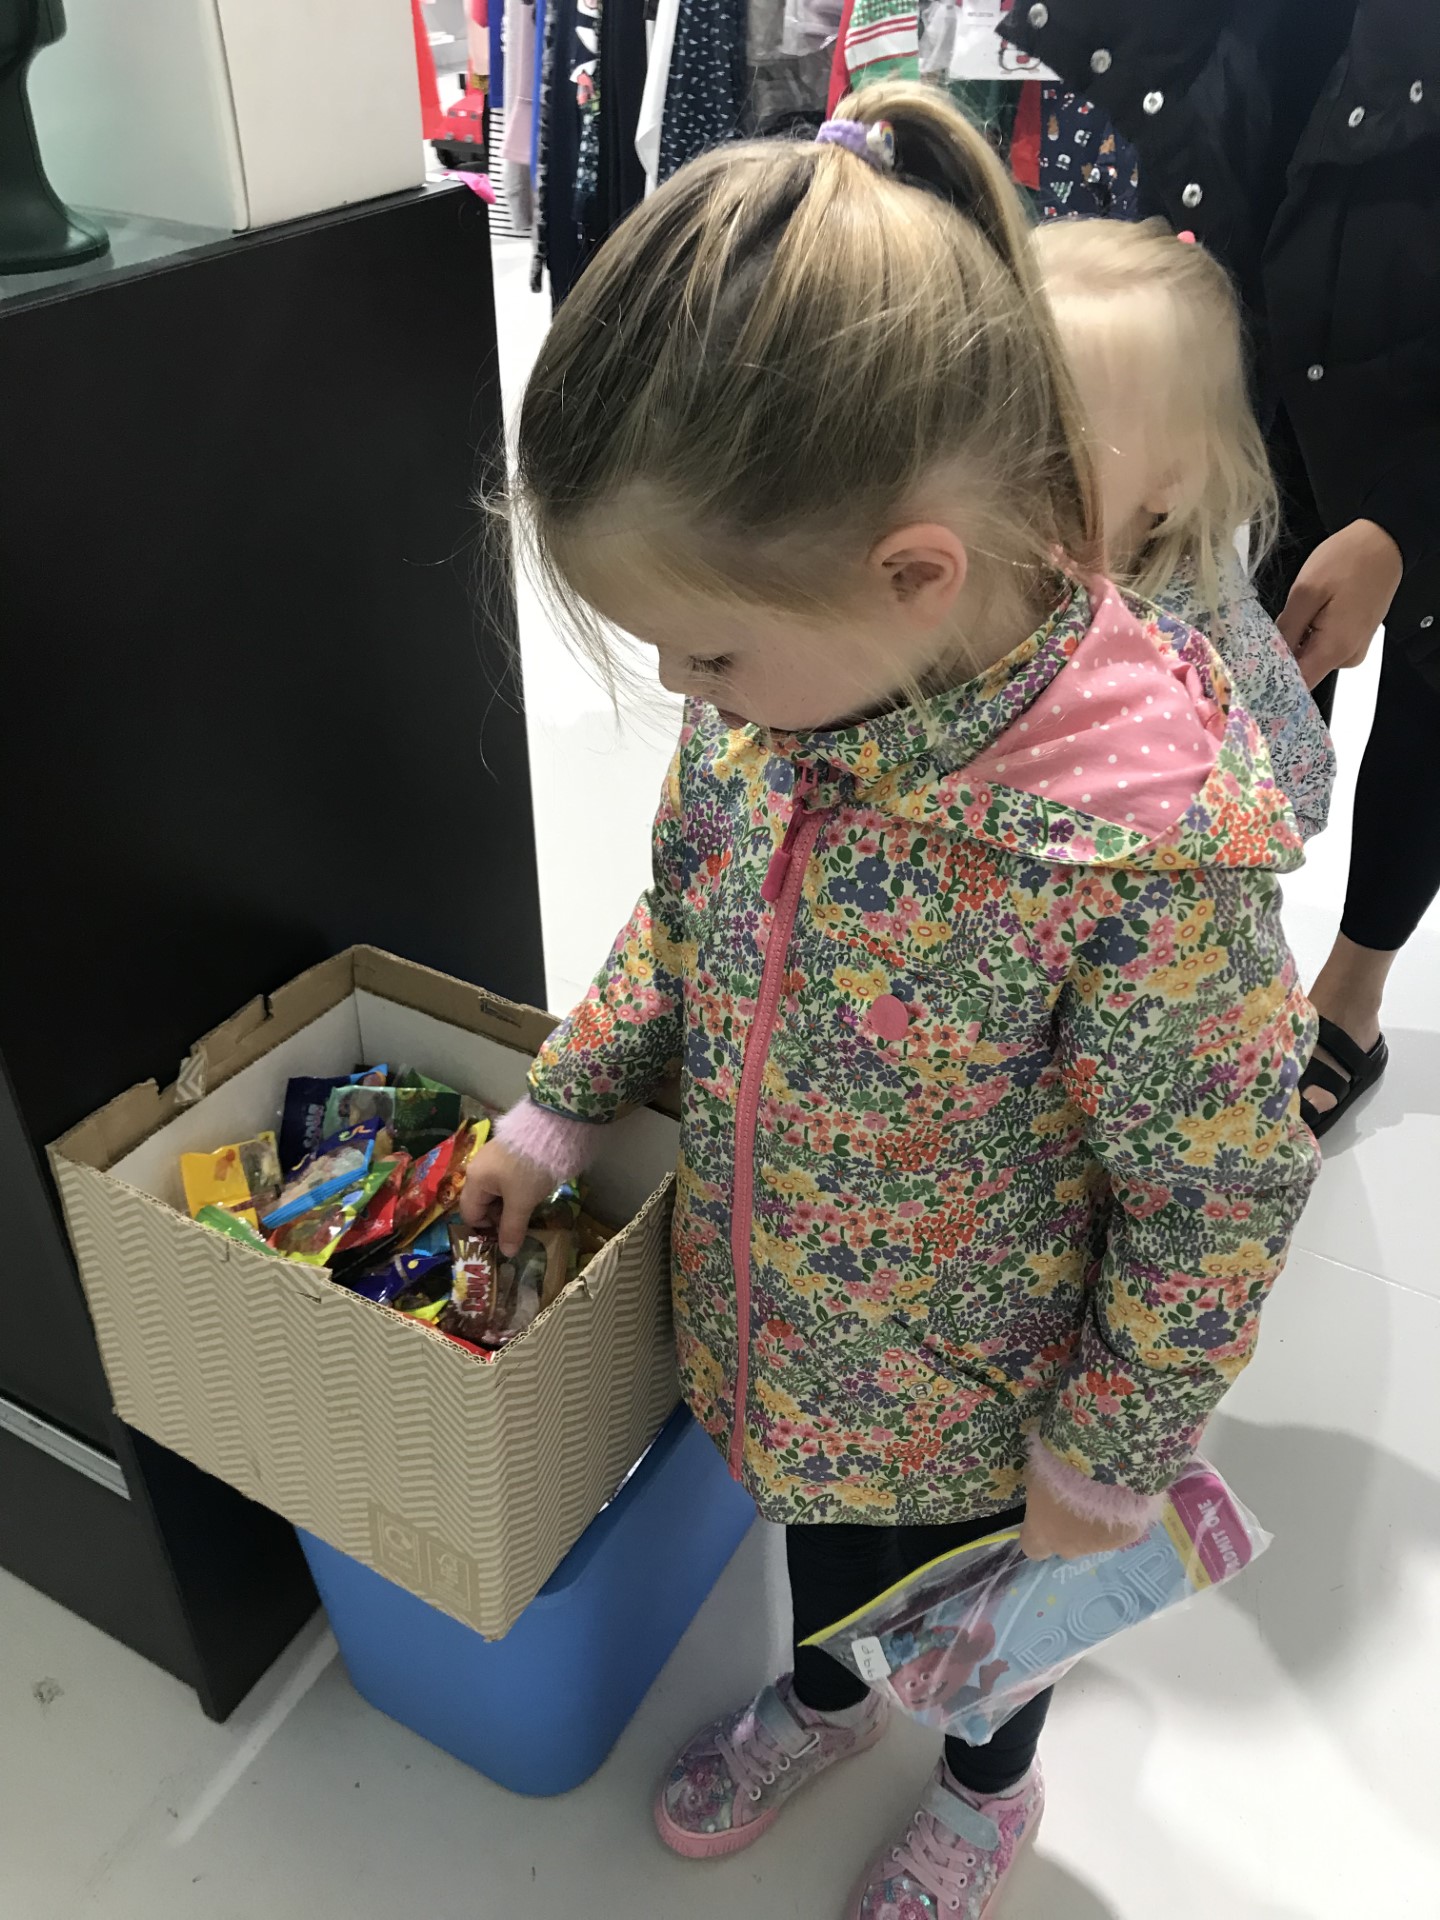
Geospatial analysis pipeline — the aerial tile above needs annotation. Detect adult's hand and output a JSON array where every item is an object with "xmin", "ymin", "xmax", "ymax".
[{"xmin": 1276, "ymin": 518, "xmax": 1404, "ymax": 688}]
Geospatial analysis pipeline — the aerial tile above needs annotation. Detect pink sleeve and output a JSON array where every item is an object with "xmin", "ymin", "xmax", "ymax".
[
  {"xmin": 495, "ymin": 1098, "xmax": 601, "ymax": 1183},
  {"xmin": 1026, "ymin": 1434, "xmax": 1167, "ymax": 1533}
]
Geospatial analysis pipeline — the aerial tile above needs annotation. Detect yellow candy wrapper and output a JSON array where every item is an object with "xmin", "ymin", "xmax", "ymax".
[{"xmin": 181, "ymin": 1133, "xmax": 281, "ymax": 1230}]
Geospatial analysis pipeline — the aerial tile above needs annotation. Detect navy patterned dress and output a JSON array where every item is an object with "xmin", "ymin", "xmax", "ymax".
[
  {"xmin": 1039, "ymin": 87, "xmax": 1140, "ymax": 221},
  {"xmin": 658, "ymin": 0, "xmax": 749, "ymax": 181}
]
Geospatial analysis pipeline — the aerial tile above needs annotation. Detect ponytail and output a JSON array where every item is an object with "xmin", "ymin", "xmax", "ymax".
[
  {"xmin": 840, "ymin": 83, "xmax": 1038, "ymax": 286},
  {"xmin": 517, "ymin": 82, "xmax": 1103, "ymax": 670}
]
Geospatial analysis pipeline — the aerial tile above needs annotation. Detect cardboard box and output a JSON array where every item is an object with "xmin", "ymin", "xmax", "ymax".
[
  {"xmin": 29, "ymin": 0, "xmax": 424, "ymax": 233},
  {"xmin": 51, "ymin": 949, "xmax": 680, "ymax": 1640}
]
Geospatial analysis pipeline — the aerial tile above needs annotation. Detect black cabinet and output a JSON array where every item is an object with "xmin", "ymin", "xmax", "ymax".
[{"xmin": 0, "ymin": 186, "xmax": 544, "ymax": 1717}]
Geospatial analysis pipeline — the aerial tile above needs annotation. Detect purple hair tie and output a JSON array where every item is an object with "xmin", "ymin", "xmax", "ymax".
[{"xmin": 815, "ymin": 117, "xmax": 897, "ymax": 172}]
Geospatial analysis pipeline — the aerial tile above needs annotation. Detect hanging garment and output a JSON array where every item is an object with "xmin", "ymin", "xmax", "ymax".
[
  {"xmin": 948, "ymin": 0, "xmax": 1053, "ymax": 82},
  {"xmin": 749, "ymin": 0, "xmax": 831, "ymax": 134},
  {"xmin": 532, "ymin": 0, "xmax": 588, "ymax": 300},
  {"xmin": 636, "ymin": 0, "xmax": 680, "ymax": 189},
  {"xmin": 597, "ymin": 0, "xmax": 648, "ymax": 227},
  {"xmin": 750, "ymin": 45, "xmax": 831, "ymax": 136},
  {"xmin": 573, "ymin": 0, "xmax": 603, "ymax": 235},
  {"xmin": 783, "ymin": 0, "xmax": 843, "ymax": 55},
  {"xmin": 1037, "ymin": 87, "xmax": 1139, "ymax": 220},
  {"xmin": 488, "ymin": 0, "xmax": 505, "ymax": 104},
  {"xmin": 531, "ymin": 0, "xmax": 549, "ymax": 173},
  {"xmin": 834, "ymin": 0, "xmax": 919, "ymax": 95},
  {"xmin": 530, "ymin": 0, "xmax": 557, "ymax": 288},
  {"xmin": 827, "ymin": 0, "xmax": 855, "ymax": 108},
  {"xmin": 503, "ymin": 0, "xmax": 538, "ymax": 164},
  {"xmin": 749, "ymin": 0, "xmax": 786, "ymax": 61},
  {"xmin": 658, "ymin": 0, "xmax": 749, "ymax": 181}
]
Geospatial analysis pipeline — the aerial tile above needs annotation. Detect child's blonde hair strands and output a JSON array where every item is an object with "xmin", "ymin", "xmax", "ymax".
[{"xmin": 512, "ymin": 85, "xmax": 1103, "ymax": 692}]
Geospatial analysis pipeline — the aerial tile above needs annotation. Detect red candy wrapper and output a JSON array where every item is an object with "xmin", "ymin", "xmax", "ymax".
[
  {"xmin": 332, "ymin": 1151, "xmax": 412, "ymax": 1261},
  {"xmin": 391, "ymin": 1120, "xmax": 483, "ymax": 1252}
]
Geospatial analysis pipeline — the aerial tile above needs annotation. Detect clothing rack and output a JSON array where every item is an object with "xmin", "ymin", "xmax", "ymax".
[{"xmin": 520, "ymin": 0, "xmax": 1139, "ymax": 306}]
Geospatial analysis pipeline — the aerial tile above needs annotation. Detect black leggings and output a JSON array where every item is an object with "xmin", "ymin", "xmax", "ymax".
[
  {"xmin": 787, "ymin": 1511, "xmax": 1051, "ymax": 1797},
  {"xmin": 1257, "ymin": 409, "xmax": 1440, "ymax": 952}
]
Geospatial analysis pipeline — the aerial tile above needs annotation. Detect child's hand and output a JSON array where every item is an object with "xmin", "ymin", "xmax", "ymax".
[
  {"xmin": 459, "ymin": 1141, "xmax": 558, "ymax": 1255},
  {"xmin": 1019, "ymin": 1478, "xmax": 1149, "ymax": 1562}
]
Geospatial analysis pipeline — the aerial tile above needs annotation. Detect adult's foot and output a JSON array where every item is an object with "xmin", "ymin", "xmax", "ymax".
[{"xmin": 1303, "ymin": 934, "xmax": 1397, "ymax": 1117}]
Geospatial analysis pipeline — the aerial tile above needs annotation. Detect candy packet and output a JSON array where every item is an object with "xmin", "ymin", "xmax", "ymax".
[
  {"xmin": 805, "ymin": 1459, "xmax": 1271, "ymax": 1744},
  {"xmin": 321, "ymin": 1081, "xmax": 463, "ymax": 1159},
  {"xmin": 181, "ymin": 1132, "xmax": 282, "ymax": 1229},
  {"xmin": 439, "ymin": 1220, "xmax": 513, "ymax": 1347},
  {"xmin": 267, "ymin": 1156, "xmax": 397, "ymax": 1265},
  {"xmin": 195, "ymin": 1203, "xmax": 281, "ymax": 1256},
  {"xmin": 577, "ymin": 1209, "xmax": 616, "ymax": 1264},
  {"xmin": 526, "ymin": 1182, "xmax": 587, "ymax": 1305},
  {"xmin": 278, "ymin": 1075, "xmax": 351, "ymax": 1173},
  {"xmin": 407, "ymin": 1215, "xmax": 453, "ymax": 1260},
  {"xmin": 329, "ymin": 1152, "xmax": 412, "ymax": 1266},
  {"xmin": 260, "ymin": 1120, "xmax": 381, "ymax": 1231},
  {"xmin": 390, "ymin": 1119, "xmax": 487, "ymax": 1251},
  {"xmin": 404, "ymin": 1294, "xmax": 451, "ymax": 1325},
  {"xmin": 346, "ymin": 1246, "xmax": 451, "ymax": 1307},
  {"xmin": 531, "ymin": 1225, "xmax": 577, "ymax": 1311},
  {"xmin": 438, "ymin": 1220, "xmax": 552, "ymax": 1350}
]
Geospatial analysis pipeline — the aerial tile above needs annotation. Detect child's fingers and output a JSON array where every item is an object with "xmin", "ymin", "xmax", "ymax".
[
  {"xmin": 459, "ymin": 1166, "xmax": 502, "ymax": 1229},
  {"xmin": 497, "ymin": 1194, "xmax": 531, "ymax": 1259}
]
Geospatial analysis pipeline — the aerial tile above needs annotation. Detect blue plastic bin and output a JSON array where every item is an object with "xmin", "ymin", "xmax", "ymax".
[{"xmin": 297, "ymin": 1408, "xmax": 754, "ymax": 1795}]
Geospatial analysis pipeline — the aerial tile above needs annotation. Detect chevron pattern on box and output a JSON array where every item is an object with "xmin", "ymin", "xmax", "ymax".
[{"xmin": 56, "ymin": 1154, "xmax": 679, "ymax": 1640}]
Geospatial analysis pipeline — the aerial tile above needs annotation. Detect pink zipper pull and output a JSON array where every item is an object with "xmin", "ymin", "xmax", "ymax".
[{"xmin": 762, "ymin": 768, "xmax": 818, "ymax": 903}]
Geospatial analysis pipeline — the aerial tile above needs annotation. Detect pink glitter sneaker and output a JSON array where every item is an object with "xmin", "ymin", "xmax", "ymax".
[
  {"xmin": 655, "ymin": 1676, "xmax": 889, "ymax": 1859},
  {"xmin": 848, "ymin": 1761, "xmax": 1043, "ymax": 1918}
]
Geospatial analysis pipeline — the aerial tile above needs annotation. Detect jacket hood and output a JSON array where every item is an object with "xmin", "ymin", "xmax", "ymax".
[{"xmin": 773, "ymin": 579, "xmax": 1305, "ymax": 876}]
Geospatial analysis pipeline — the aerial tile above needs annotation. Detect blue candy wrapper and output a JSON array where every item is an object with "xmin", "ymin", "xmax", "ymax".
[{"xmin": 260, "ymin": 1121, "xmax": 382, "ymax": 1231}]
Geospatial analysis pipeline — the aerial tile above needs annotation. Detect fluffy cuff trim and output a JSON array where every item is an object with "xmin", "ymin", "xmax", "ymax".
[
  {"xmin": 495, "ymin": 1099, "xmax": 601, "ymax": 1183},
  {"xmin": 1026, "ymin": 1435, "xmax": 1167, "ymax": 1532}
]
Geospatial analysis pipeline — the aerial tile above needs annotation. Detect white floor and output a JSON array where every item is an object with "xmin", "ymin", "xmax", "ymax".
[{"xmin": 5, "ymin": 240, "xmax": 1440, "ymax": 1919}]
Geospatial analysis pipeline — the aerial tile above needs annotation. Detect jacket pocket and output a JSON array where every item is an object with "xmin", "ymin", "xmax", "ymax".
[
  {"xmin": 773, "ymin": 925, "xmax": 995, "ymax": 1111},
  {"xmin": 800, "ymin": 1321, "xmax": 1022, "ymax": 1475}
]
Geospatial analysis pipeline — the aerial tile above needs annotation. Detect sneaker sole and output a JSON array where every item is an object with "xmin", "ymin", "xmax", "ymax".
[
  {"xmin": 843, "ymin": 1804, "xmax": 1043, "ymax": 1918},
  {"xmin": 653, "ymin": 1712, "xmax": 889, "ymax": 1861}
]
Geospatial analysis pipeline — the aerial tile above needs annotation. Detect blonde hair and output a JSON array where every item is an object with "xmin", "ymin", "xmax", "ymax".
[
  {"xmin": 1035, "ymin": 216, "xmax": 1277, "ymax": 620},
  {"xmin": 513, "ymin": 83, "xmax": 1102, "ymax": 688}
]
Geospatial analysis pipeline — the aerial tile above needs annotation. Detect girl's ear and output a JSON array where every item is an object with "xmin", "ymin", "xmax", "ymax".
[{"xmin": 870, "ymin": 523, "xmax": 969, "ymax": 626}]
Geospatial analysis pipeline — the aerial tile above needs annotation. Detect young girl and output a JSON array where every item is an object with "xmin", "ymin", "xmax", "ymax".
[
  {"xmin": 463, "ymin": 87, "xmax": 1319, "ymax": 1919},
  {"xmin": 1036, "ymin": 216, "xmax": 1336, "ymax": 843}
]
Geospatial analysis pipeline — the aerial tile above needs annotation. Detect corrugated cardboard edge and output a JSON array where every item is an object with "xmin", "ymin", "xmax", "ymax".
[{"xmin": 51, "ymin": 946, "xmax": 563, "ymax": 1176}]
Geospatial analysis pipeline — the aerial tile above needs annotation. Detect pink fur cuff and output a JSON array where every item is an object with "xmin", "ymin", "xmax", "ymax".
[
  {"xmin": 1026, "ymin": 1434, "xmax": 1167, "ymax": 1532},
  {"xmin": 495, "ymin": 1099, "xmax": 602, "ymax": 1183}
]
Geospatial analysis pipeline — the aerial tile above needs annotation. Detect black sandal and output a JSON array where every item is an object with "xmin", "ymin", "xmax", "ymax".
[{"xmin": 1299, "ymin": 1016, "xmax": 1389, "ymax": 1139}]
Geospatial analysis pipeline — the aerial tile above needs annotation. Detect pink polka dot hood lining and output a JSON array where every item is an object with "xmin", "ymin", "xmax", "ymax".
[
  {"xmin": 962, "ymin": 580, "xmax": 1229, "ymax": 846},
  {"xmin": 777, "ymin": 577, "xmax": 1303, "ymax": 877}
]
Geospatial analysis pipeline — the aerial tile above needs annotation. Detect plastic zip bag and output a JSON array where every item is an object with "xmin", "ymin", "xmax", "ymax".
[{"xmin": 805, "ymin": 1460, "xmax": 1270, "ymax": 1744}]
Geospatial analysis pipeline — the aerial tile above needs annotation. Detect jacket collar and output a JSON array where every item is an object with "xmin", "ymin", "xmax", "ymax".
[{"xmin": 770, "ymin": 581, "xmax": 1093, "ymax": 799}]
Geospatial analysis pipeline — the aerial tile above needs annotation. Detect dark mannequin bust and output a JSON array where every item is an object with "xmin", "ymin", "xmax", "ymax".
[{"xmin": 1, "ymin": 0, "xmax": 109, "ymax": 273}]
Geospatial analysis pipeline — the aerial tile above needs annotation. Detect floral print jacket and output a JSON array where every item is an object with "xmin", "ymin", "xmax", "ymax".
[
  {"xmin": 1155, "ymin": 558, "xmax": 1335, "ymax": 844},
  {"xmin": 511, "ymin": 582, "xmax": 1320, "ymax": 1529}
]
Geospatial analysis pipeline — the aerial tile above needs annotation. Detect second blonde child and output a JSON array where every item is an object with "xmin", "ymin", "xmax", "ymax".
[{"xmin": 1037, "ymin": 217, "xmax": 1336, "ymax": 841}]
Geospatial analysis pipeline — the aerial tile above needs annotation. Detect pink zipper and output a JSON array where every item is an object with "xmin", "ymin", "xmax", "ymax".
[{"xmin": 728, "ymin": 769, "xmax": 827, "ymax": 1477}]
